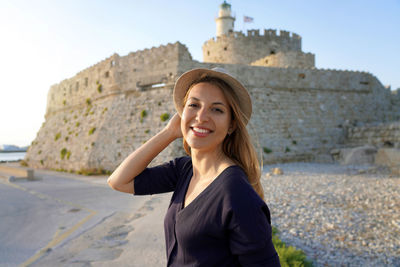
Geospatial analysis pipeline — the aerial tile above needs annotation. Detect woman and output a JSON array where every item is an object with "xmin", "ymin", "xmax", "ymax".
[{"xmin": 107, "ymin": 68, "xmax": 280, "ymax": 266}]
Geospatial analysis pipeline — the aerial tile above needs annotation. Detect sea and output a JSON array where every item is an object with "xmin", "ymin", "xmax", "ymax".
[{"xmin": 0, "ymin": 152, "xmax": 26, "ymax": 162}]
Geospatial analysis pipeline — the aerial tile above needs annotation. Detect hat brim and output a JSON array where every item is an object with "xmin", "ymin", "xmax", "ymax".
[{"xmin": 173, "ymin": 68, "xmax": 252, "ymax": 124}]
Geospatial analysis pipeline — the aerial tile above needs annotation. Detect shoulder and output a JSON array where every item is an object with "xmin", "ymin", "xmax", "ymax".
[
  {"xmin": 175, "ymin": 156, "xmax": 192, "ymax": 169},
  {"xmin": 155, "ymin": 156, "xmax": 191, "ymax": 174},
  {"xmin": 172, "ymin": 156, "xmax": 192, "ymax": 176},
  {"xmin": 219, "ymin": 166, "xmax": 258, "ymax": 200},
  {"xmin": 218, "ymin": 166, "xmax": 270, "ymax": 222}
]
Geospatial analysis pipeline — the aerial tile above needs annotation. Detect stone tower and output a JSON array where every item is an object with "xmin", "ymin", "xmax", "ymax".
[
  {"xmin": 215, "ymin": 1, "xmax": 235, "ymax": 37},
  {"xmin": 204, "ymin": 2, "xmax": 315, "ymax": 68}
]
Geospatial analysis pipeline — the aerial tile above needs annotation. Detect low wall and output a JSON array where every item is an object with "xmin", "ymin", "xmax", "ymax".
[{"xmin": 346, "ymin": 122, "xmax": 400, "ymax": 148}]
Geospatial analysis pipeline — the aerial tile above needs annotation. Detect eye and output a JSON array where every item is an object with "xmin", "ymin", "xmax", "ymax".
[
  {"xmin": 188, "ymin": 103, "xmax": 198, "ymax": 108},
  {"xmin": 212, "ymin": 107, "xmax": 224, "ymax": 113}
]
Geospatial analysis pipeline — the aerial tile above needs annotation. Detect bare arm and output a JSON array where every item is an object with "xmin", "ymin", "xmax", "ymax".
[{"xmin": 107, "ymin": 114, "xmax": 182, "ymax": 194}]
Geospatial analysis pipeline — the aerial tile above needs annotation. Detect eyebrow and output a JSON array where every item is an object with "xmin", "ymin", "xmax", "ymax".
[{"xmin": 188, "ymin": 97, "xmax": 227, "ymax": 106}]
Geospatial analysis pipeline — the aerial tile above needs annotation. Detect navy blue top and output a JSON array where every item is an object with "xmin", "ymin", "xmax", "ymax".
[{"xmin": 134, "ymin": 156, "xmax": 280, "ymax": 266}]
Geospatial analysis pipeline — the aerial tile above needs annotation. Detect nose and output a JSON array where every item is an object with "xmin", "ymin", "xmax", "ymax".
[{"xmin": 196, "ymin": 107, "xmax": 209, "ymax": 122}]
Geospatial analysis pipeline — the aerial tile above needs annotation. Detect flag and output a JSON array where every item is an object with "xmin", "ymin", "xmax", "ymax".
[{"xmin": 243, "ymin": 16, "xmax": 254, "ymax": 23}]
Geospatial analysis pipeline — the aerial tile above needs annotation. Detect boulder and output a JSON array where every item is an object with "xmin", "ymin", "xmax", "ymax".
[
  {"xmin": 375, "ymin": 148, "xmax": 400, "ymax": 175},
  {"xmin": 333, "ymin": 145, "xmax": 377, "ymax": 165}
]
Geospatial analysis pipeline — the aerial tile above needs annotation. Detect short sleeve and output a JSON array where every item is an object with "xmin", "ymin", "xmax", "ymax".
[
  {"xmin": 134, "ymin": 156, "xmax": 190, "ymax": 195},
  {"xmin": 225, "ymin": 172, "xmax": 280, "ymax": 266}
]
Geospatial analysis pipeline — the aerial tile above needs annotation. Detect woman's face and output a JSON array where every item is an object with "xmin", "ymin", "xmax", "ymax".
[{"xmin": 181, "ymin": 82, "xmax": 232, "ymax": 154}]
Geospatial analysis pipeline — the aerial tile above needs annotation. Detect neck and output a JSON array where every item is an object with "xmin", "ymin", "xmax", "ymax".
[{"xmin": 191, "ymin": 147, "xmax": 233, "ymax": 180}]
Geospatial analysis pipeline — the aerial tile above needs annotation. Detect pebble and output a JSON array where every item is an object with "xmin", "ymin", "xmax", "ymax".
[{"xmin": 262, "ymin": 162, "xmax": 400, "ymax": 267}]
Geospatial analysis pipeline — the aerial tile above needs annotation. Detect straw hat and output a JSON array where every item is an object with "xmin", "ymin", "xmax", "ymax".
[{"xmin": 173, "ymin": 67, "xmax": 252, "ymax": 124}]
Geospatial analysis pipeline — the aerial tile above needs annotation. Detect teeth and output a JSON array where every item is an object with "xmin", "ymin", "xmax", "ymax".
[{"xmin": 193, "ymin": 127, "xmax": 210, "ymax": 133}]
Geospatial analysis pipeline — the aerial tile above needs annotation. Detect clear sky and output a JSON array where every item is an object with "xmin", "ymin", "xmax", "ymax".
[{"xmin": 1, "ymin": 0, "xmax": 399, "ymax": 147}]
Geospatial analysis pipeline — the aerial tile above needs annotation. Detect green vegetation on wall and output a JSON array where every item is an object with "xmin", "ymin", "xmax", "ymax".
[
  {"xmin": 88, "ymin": 127, "xmax": 96, "ymax": 135},
  {"xmin": 140, "ymin": 110, "xmax": 147, "ymax": 123},
  {"xmin": 160, "ymin": 113, "xmax": 170, "ymax": 122},
  {"xmin": 55, "ymin": 132, "xmax": 61, "ymax": 141},
  {"xmin": 263, "ymin": 147, "xmax": 272, "ymax": 154},
  {"xmin": 60, "ymin": 148, "xmax": 67, "ymax": 160}
]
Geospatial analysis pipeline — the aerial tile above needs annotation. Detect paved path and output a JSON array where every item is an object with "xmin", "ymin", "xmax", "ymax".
[{"xmin": 0, "ymin": 168, "xmax": 166, "ymax": 267}]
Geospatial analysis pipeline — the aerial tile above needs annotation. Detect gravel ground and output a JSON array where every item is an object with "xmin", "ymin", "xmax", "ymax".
[{"xmin": 262, "ymin": 163, "xmax": 400, "ymax": 267}]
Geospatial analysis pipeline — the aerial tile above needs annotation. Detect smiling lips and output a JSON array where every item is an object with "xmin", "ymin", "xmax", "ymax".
[{"xmin": 191, "ymin": 126, "xmax": 213, "ymax": 137}]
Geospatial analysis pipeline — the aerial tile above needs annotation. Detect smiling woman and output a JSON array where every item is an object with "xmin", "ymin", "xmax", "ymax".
[
  {"xmin": 181, "ymin": 82, "xmax": 233, "ymax": 154},
  {"xmin": 107, "ymin": 67, "xmax": 280, "ymax": 266}
]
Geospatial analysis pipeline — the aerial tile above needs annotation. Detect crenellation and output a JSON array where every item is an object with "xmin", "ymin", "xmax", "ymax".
[
  {"xmin": 203, "ymin": 28, "xmax": 303, "ymax": 65},
  {"xmin": 292, "ymin": 33, "xmax": 301, "ymax": 39},
  {"xmin": 279, "ymin": 30, "xmax": 290, "ymax": 38},
  {"xmin": 264, "ymin": 29, "xmax": 277, "ymax": 37}
]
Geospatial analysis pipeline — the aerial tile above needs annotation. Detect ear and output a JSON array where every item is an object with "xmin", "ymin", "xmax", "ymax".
[{"xmin": 228, "ymin": 120, "xmax": 237, "ymax": 134}]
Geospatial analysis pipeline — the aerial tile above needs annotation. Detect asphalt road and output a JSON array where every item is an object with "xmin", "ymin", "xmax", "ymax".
[{"xmin": 0, "ymin": 169, "xmax": 149, "ymax": 267}]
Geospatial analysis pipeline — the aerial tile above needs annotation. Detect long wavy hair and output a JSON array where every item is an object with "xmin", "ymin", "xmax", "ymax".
[{"xmin": 182, "ymin": 76, "xmax": 264, "ymax": 200}]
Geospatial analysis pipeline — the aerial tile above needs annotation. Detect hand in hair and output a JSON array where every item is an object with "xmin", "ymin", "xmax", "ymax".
[{"xmin": 165, "ymin": 113, "xmax": 183, "ymax": 139}]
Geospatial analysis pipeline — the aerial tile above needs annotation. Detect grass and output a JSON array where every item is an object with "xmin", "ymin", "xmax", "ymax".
[
  {"xmin": 76, "ymin": 168, "xmax": 112, "ymax": 176},
  {"xmin": 272, "ymin": 226, "xmax": 313, "ymax": 267}
]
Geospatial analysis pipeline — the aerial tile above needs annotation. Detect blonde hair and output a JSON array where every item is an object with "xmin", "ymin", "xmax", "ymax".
[{"xmin": 182, "ymin": 77, "xmax": 264, "ymax": 200}]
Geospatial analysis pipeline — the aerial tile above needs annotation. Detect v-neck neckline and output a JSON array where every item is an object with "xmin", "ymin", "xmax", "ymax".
[{"xmin": 180, "ymin": 165, "xmax": 237, "ymax": 211}]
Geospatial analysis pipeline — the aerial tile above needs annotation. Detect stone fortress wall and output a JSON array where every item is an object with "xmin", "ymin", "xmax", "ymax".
[
  {"xmin": 25, "ymin": 40, "xmax": 398, "ymax": 172},
  {"xmin": 346, "ymin": 121, "xmax": 400, "ymax": 149},
  {"xmin": 29, "ymin": 43, "xmax": 193, "ymax": 172},
  {"xmin": 251, "ymin": 51, "xmax": 315, "ymax": 68}
]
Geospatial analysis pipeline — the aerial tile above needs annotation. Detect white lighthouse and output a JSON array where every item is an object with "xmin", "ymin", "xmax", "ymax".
[{"xmin": 215, "ymin": 1, "xmax": 235, "ymax": 37}]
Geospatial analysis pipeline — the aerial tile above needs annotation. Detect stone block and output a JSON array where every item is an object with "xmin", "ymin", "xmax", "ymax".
[
  {"xmin": 335, "ymin": 145, "xmax": 377, "ymax": 165},
  {"xmin": 375, "ymin": 148, "xmax": 400, "ymax": 173}
]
